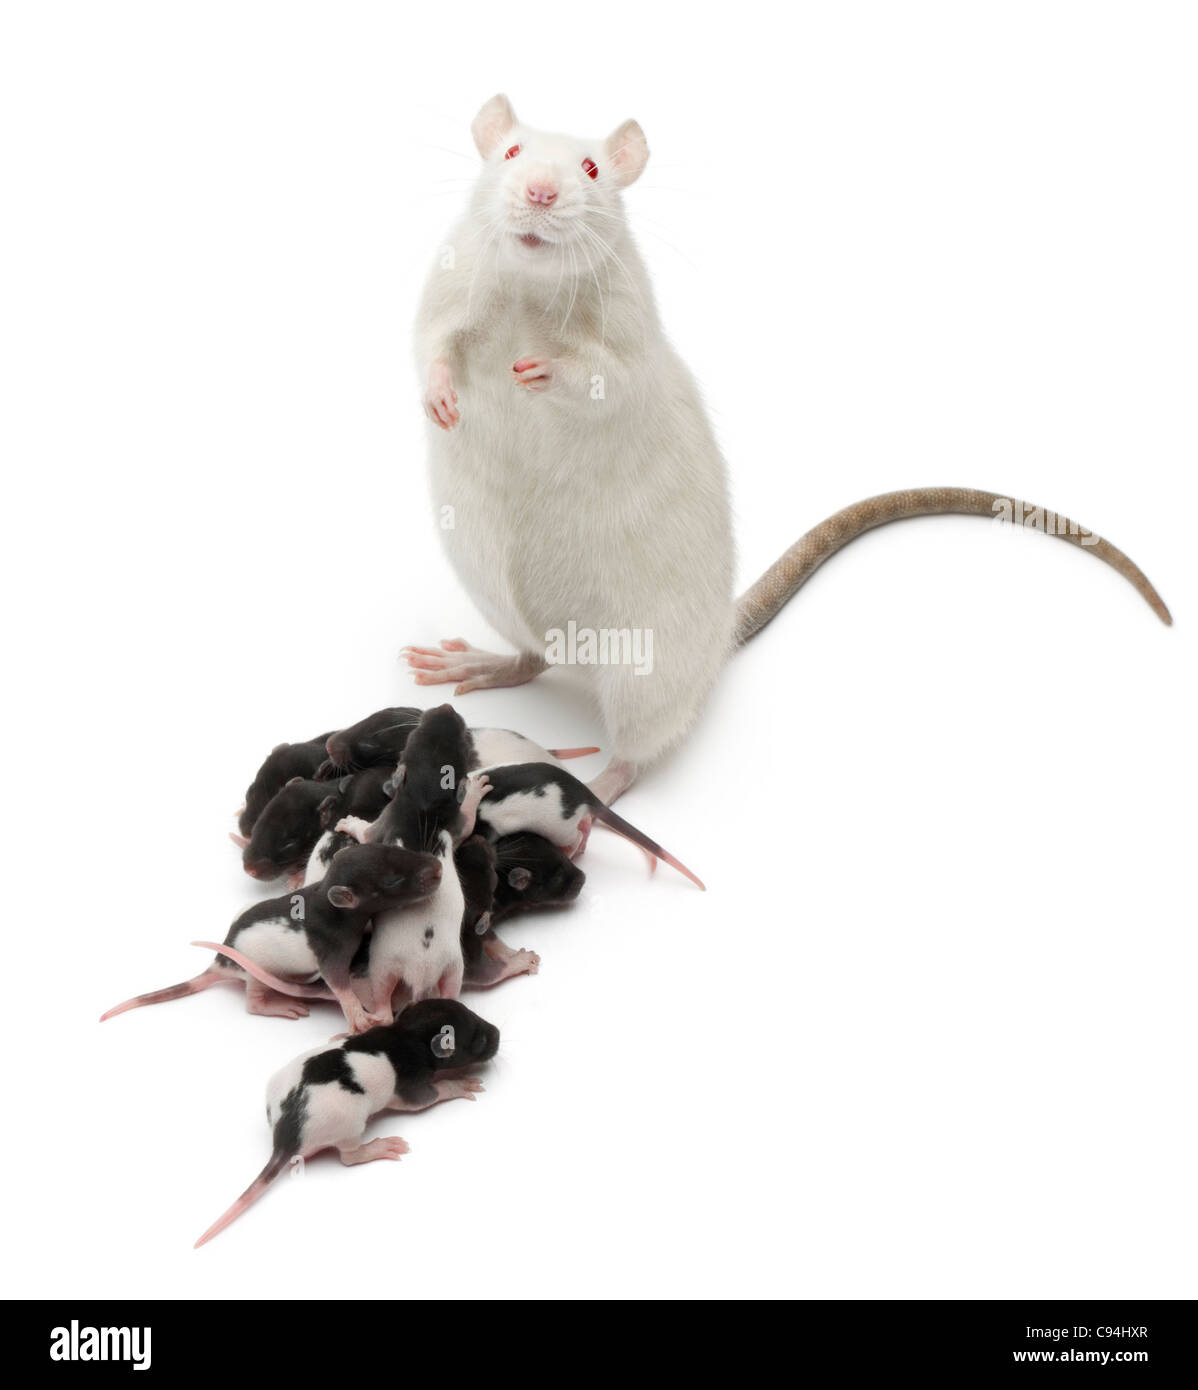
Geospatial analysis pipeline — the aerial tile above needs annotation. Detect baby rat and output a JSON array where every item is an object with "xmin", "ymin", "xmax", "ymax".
[
  {"xmin": 406, "ymin": 95, "xmax": 1171, "ymax": 806},
  {"xmin": 353, "ymin": 703, "xmax": 484, "ymax": 852},
  {"xmin": 315, "ymin": 707, "xmax": 422, "ymax": 780},
  {"xmin": 454, "ymin": 834, "xmax": 541, "ymax": 987},
  {"xmin": 491, "ymin": 832, "xmax": 585, "ymax": 923},
  {"xmin": 241, "ymin": 769, "xmax": 394, "ymax": 884},
  {"xmin": 475, "ymin": 762, "xmax": 704, "ymax": 888},
  {"xmin": 194, "ymin": 999, "xmax": 500, "ymax": 1246},
  {"xmin": 101, "ymin": 843, "xmax": 442, "ymax": 1030}
]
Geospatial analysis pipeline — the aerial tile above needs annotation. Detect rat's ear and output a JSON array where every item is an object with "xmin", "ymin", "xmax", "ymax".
[
  {"xmin": 327, "ymin": 884, "xmax": 359, "ymax": 910},
  {"xmin": 317, "ymin": 794, "xmax": 339, "ymax": 829},
  {"xmin": 604, "ymin": 119, "xmax": 649, "ymax": 188},
  {"xmin": 382, "ymin": 763, "xmax": 406, "ymax": 799},
  {"xmin": 472, "ymin": 93, "xmax": 517, "ymax": 158},
  {"xmin": 507, "ymin": 866, "xmax": 533, "ymax": 892},
  {"xmin": 284, "ymin": 775, "xmax": 304, "ymax": 788}
]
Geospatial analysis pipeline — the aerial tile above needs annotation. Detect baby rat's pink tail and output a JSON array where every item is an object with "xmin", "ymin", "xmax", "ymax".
[
  {"xmin": 99, "ymin": 966, "xmax": 232, "ymax": 1021},
  {"xmin": 194, "ymin": 1150, "xmax": 291, "ymax": 1248},
  {"xmin": 591, "ymin": 805, "xmax": 706, "ymax": 891},
  {"xmin": 548, "ymin": 746, "xmax": 600, "ymax": 759},
  {"xmin": 190, "ymin": 942, "xmax": 335, "ymax": 1000}
]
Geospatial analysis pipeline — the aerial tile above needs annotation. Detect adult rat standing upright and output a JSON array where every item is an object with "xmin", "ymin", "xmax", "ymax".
[{"xmin": 407, "ymin": 95, "xmax": 1171, "ymax": 804}]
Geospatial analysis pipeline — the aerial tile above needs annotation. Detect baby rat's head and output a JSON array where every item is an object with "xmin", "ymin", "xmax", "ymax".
[
  {"xmin": 398, "ymin": 999, "xmax": 501, "ymax": 1069},
  {"xmin": 242, "ymin": 777, "xmax": 326, "ymax": 880},
  {"xmin": 493, "ymin": 832, "xmax": 585, "ymax": 918},
  {"xmin": 469, "ymin": 94, "xmax": 649, "ymax": 275},
  {"xmin": 324, "ymin": 843, "xmax": 442, "ymax": 914},
  {"xmin": 321, "ymin": 707, "xmax": 419, "ymax": 779}
]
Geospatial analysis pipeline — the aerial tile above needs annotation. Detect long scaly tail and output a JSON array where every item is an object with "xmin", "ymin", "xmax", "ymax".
[
  {"xmin": 735, "ymin": 487, "xmax": 1172, "ymax": 645},
  {"xmin": 194, "ymin": 1150, "xmax": 293, "ymax": 1248},
  {"xmin": 99, "ymin": 967, "xmax": 234, "ymax": 1021}
]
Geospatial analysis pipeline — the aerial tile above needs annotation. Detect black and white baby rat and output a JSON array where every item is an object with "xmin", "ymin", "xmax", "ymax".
[
  {"xmin": 354, "ymin": 703, "xmax": 482, "ymax": 852},
  {"xmin": 405, "ymin": 95, "xmax": 1171, "ymax": 807},
  {"xmin": 491, "ymin": 832, "xmax": 585, "ymax": 923},
  {"xmin": 475, "ymin": 762, "xmax": 704, "ymax": 888},
  {"xmin": 101, "ymin": 843, "xmax": 442, "ymax": 1031},
  {"xmin": 194, "ymin": 999, "xmax": 500, "ymax": 1246},
  {"xmin": 454, "ymin": 834, "xmax": 540, "ymax": 987}
]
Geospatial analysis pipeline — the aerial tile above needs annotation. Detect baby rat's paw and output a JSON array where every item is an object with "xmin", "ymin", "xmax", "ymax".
[
  {"xmin": 512, "ymin": 357, "xmax": 553, "ymax": 392},
  {"xmin": 424, "ymin": 360, "xmax": 459, "ymax": 429},
  {"xmin": 335, "ymin": 815, "xmax": 373, "ymax": 844}
]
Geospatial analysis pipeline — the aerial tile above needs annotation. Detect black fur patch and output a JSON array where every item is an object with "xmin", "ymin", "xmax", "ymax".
[
  {"xmin": 301, "ymin": 1048, "xmax": 365, "ymax": 1095},
  {"xmin": 481, "ymin": 762, "xmax": 595, "ymax": 821},
  {"xmin": 272, "ymin": 1084, "xmax": 308, "ymax": 1155}
]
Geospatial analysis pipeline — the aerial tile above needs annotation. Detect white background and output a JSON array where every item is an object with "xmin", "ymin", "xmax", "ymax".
[{"xmin": 2, "ymin": 1, "xmax": 1195, "ymax": 1300}]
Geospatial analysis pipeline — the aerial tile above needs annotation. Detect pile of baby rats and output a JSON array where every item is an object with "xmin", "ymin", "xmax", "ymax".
[{"xmin": 101, "ymin": 701, "xmax": 702, "ymax": 1244}]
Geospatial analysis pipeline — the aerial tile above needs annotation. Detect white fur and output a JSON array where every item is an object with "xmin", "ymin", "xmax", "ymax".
[
  {"xmin": 302, "ymin": 829, "xmax": 337, "ymax": 887},
  {"xmin": 233, "ymin": 916, "xmax": 321, "ymax": 982},
  {"xmin": 416, "ymin": 98, "xmax": 736, "ymax": 768},
  {"xmin": 471, "ymin": 727, "xmax": 559, "ymax": 768},
  {"xmin": 266, "ymin": 1045, "xmax": 396, "ymax": 1154},
  {"xmin": 475, "ymin": 776, "xmax": 580, "ymax": 848},
  {"xmin": 367, "ymin": 829, "xmax": 465, "ymax": 1006}
]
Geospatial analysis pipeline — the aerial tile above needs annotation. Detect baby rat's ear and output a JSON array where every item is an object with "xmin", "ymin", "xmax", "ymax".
[
  {"xmin": 382, "ymin": 763, "xmax": 406, "ymax": 799},
  {"xmin": 472, "ymin": 94, "xmax": 517, "ymax": 158},
  {"xmin": 327, "ymin": 884, "xmax": 359, "ymax": 910},
  {"xmin": 604, "ymin": 119, "xmax": 649, "ymax": 188}
]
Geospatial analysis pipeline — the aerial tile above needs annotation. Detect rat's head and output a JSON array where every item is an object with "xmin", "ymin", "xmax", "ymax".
[
  {"xmin": 242, "ymin": 778, "xmax": 324, "ymax": 880},
  {"xmin": 322, "ymin": 708, "xmax": 419, "ymax": 778},
  {"xmin": 469, "ymin": 94, "xmax": 649, "ymax": 274},
  {"xmin": 398, "ymin": 704, "xmax": 473, "ymax": 809},
  {"xmin": 493, "ymin": 832, "xmax": 586, "ymax": 915},
  {"xmin": 324, "ymin": 843, "xmax": 442, "ymax": 914},
  {"xmin": 400, "ymin": 998, "xmax": 501, "ymax": 1070}
]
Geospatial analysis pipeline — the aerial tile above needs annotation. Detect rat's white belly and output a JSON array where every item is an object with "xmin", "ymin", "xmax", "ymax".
[{"xmin": 426, "ymin": 341, "xmax": 735, "ymax": 661}]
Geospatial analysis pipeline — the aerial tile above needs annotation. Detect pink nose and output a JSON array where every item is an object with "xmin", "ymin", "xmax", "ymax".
[{"xmin": 526, "ymin": 183, "xmax": 557, "ymax": 206}]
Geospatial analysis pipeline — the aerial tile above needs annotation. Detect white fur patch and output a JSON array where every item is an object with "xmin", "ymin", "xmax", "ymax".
[{"xmin": 235, "ymin": 916, "xmax": 320, "ymax": 982}]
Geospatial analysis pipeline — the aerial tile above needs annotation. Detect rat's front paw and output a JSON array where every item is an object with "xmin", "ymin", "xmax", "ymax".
[
  {"xmin": 424, "ymin": 360, "xmax": 459, "ymax": 429},
  {"xmin": 512, "ymin": 357, "xmax": 553, "ymax": 392},
  {"xmin": 335, "ymin": 815, "xmax": 374, "ymax": 844}
]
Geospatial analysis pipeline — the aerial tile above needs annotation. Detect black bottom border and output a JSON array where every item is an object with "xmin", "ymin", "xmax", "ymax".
[{"xmin": 19, "ymin": 1299, "xmax": 1194, "ymax": 1375}]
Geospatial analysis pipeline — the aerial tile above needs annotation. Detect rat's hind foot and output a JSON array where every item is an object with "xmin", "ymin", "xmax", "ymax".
[
  {"xmin": 434, "ymin": 1076, "xmax": 485, "ymax": 1102},
  {"xmin": 567, "ymin": 815, "xmax": 593, "ymax": 860},
  {"xmin": 337, "ymin": 1135, "xmax": 410, "ymax": 1165},
  {"xmin": 245, "ymin": 980, "xmax": 310, "ymax": 1020},
  {"xmin": 401, "ymin": 640, "xmax": 546, "ymax": 696},
  {"xmin": 484, "ymin": 935, "xmax": 540, "ymax": 981}
]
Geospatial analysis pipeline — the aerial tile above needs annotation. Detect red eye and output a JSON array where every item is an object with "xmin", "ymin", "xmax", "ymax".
[
  {"xmin": 504, "ymin": 144, "xmax": 521, "ymax": 160},
  {"xmin": 582, "ymin": 157, "xmax": 598, "ymax": 181}
]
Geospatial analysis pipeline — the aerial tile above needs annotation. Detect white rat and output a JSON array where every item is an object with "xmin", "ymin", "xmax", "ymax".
[{"xmin": 406, "ymin": 95, "xmax": 1171, "ymax": 804}]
